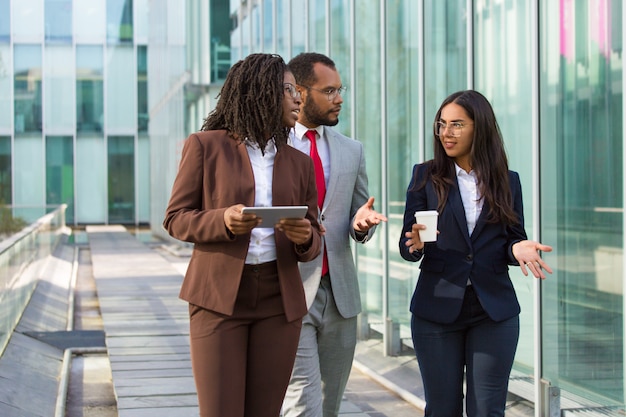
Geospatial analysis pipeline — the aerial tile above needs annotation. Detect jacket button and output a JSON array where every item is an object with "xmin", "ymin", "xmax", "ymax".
[
  {"xmin": 321, "ymin": 214, "xmax": 325, "ymax": 221},
  {"xmin": 466, "ymin": 254, "xmax": 473, "ymax": 261}
]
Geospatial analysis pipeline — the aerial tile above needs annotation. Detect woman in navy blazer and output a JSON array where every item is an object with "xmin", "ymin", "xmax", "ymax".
[{"xmin": 399, "ymin": 90, "xmax": 552, "ymax": 417}]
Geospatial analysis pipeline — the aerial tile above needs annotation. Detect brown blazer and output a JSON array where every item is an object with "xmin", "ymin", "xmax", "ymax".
[{"xmin": 163, "ymin": 130, "xmax": 322, "ymax": 322}]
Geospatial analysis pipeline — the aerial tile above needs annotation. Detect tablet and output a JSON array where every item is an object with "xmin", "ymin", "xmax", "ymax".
[{"xmin": 241, "ymin": 206, "xmax": 308, "ymax": 228}]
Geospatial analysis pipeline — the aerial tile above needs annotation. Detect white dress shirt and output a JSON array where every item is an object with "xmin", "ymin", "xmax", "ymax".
[
  {"xmin": 291, "ymin": 122, "xmax": 330, "ymax": 189},
  {"xmin": 455, "ymin": 163, "xmax": 483, "ymax": 235},
  {"xmin": 245, "ymin": 139, "xmax": 277, "ymax": 264}
]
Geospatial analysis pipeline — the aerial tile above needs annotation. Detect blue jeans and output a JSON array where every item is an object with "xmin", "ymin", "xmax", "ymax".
[{"xmin": 411, "ymin": 285, "xmax": 519, "ymax": 417}]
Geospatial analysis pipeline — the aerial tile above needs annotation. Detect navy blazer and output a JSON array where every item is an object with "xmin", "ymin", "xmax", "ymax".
[{"xmin": 399, "ymin": 162, "xmax": 527, "ymax": 324}]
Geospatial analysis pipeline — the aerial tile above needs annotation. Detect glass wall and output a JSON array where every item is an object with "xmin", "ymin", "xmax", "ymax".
[
  {"xmin": 540, "ymin": 0, "xmax": 623, "ymax": 405},
  {"xmin": 14, "ymin": 45, "xmax": 42, "ymax": 134},
  {"xmin": 46, "ymin": 136, "xmax": 74, "ymax": 222},
  {"xmin": 107, "ymin": 0, "xmax": 133, "ymax": 44},
  {"xmin": 0, "ymin": 44, "xmax": 11, "ymax": 131},
  {"xmin": 227, "ymin": 0, "xmax": 626, "ymax": 411},
  {"xmin": 77, "ymin": 46, "xmax": 104, "ymax": 134},
  {"xmin": 385, "ymin": 0, "xmax": 423, "ymax": 339},
  {"xmin": 352, "ymin": 0, "xmax": 383, "ymax": 327},
  {"xmin": 45, "ymin": 46, "xmax": 75, "ymax": 132},
  {"xmin": 0, "ymin": 0, "xmax": 10, "ymax": 43},
  {"xmin": 106, "ymin": 46, "xmax": 135, "ymax": 132},
  {"xmin": 0, "ymin": 136, "xmax": 10, "ymax": 204},
  {"xmin": 108, "ymin": 136, "xmax": 135, "ymax": 223},
  {"xmin": 473, "ymin": 0, "xmax": 537, "ymax": 374},
  {"xmin": 45, "ymin": 0, "xmax": 73, "ymax": 44}
]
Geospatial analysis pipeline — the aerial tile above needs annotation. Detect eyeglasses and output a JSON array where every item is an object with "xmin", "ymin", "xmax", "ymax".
[
  {"xmin": 434, "ymin": 121, "xmax": 473, "ymax": 138},
  {"xmin": 284, "ymin": 83, "xmax": 301, "ymax": 99},
  {"xmin": 301, "ymin": 85, "xmax": 347, "ymax": 101}
]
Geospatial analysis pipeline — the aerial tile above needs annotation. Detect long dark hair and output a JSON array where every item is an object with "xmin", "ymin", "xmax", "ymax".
[
  {"xmin": 201, "ymin": 53, "xmax": 291, "ymax": 152},
  {"xmin": 424, "ymin": 90, "xmax": 518, "ymax": 225}
]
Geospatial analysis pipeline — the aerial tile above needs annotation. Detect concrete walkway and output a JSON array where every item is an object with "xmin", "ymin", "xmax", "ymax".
[{"xmin": 87, "ymin": 225, "xmax": 425, "ymax": 417}]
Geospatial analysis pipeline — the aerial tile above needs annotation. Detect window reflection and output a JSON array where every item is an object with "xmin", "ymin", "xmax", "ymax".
[
  {"xmin": 14, "ymin": 45, "xmax": 42, "ymax": 134},
  {"xmin": 46, "ymin": 136, "xmax": 74, "ymax": 223},
  {"xmin": 45, "ymin": 0, "xmax": 72, "ymax": 43},
  {"xmin": 0, "ymin": 136, "xmax": 10, "ymax": 204},
  {"xmin": 108, "ymin": 136, "xmax": 135, "ymax": 223},
  {"xmin": 77, "ymin": 46, "xmax": 104, "ymax": 134},
  {"xmin": 107, "ymin": 0, "xmax": 133, "ymax": 44},
  {"xmin": 0, "ymin": 0, "xmax": 9, "ymax": 43}
]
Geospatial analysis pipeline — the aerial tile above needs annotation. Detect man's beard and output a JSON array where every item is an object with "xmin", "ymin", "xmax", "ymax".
[{"xmin": 302, "ymin": 100, "xmax": 339, "ymax": 127}]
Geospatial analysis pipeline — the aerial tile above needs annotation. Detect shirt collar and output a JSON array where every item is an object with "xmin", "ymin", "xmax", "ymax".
[
  {"xmin": 295, "ymin": 122, "xmax": 324, "ymax": 142},
  {"xmin": 455, "ymin": 163, "xmax": 476, "ymax": 178}
]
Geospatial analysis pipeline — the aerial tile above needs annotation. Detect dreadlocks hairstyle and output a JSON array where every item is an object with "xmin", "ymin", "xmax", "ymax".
[
  {"xmin": 201, "ymin": 53, "xmax": 291, "ymax": 152},
  {"xmin": 418, "ymin": 90, "xmax": 519, "ymax": 226},
  {"xmin": 288, "ymin": 52, "xmax": 337, "ymax": 87}
]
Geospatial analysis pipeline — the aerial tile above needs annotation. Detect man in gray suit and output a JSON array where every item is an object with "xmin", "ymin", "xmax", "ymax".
[{"xmin": 283, "ymin": 52, "xmax": 387, "ymax": 417}]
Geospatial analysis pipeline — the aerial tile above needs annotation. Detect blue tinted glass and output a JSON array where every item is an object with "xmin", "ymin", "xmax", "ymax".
[
  {"xmin": 0, "ymin": 0, "xmax": 9, "ymax": 43},
  {"xmin": 107, "ymin": 0, "xmax": 134, "ymax": 44},
  {"xmin": 45, "ymin": 0, "xmax": 72, "ymax": 43}
]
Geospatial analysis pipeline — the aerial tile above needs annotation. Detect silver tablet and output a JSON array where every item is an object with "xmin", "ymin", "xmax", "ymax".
[{"xmin": 241, "ymin": 206, "xmax": 308, "ymax": 228}]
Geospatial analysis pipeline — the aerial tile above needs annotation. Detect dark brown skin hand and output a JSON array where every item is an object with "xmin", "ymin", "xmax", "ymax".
[
  {"xmin": 277, "ymin": 218, "xmax": 313, "ymax": 245},
  {"xmin": 224, "ymin": 204, "xmax": 261, "ymax": 235}
]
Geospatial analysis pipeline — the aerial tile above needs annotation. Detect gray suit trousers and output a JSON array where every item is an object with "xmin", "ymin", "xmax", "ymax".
[{"xmin": 282, "ymin": 275, "xmax": 357, "ymax": 417}]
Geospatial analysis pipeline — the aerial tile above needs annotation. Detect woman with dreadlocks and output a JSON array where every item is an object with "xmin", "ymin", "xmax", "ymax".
[{"xmin": 163, "ymin": 53, "xmax": 322, "ymax": 417}]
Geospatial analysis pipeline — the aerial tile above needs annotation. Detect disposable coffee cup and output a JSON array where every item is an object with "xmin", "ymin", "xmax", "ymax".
[{"xmin": 414, "ymin": 210, "xmax": 438, "ymax": 242}]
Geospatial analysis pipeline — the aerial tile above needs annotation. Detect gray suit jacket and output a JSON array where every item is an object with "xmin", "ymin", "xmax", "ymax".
[{"xmin": 291, "ymin": 127, "xmax": 375, "ymax": 318}]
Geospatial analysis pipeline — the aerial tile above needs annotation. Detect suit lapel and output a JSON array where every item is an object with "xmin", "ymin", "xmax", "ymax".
[
  {"xmin": 448, "ymin": 181, "xmax": 472, "ymax": 247},
  {"xmin": 470, "ymin": 201, "xmax": 489, "ymax": 239},
  {"xmin": 323, "ymin": 129, "xmax": 338, "ymax": 212}
]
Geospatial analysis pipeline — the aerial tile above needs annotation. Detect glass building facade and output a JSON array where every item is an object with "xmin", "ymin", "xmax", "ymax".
[
  {"xmin": 227, "ymin": 0, "xmax": 624, "ymax": 414},
  {"xmin": 1, "ymin": 0, "xmax": 624, "ymax": 414}
]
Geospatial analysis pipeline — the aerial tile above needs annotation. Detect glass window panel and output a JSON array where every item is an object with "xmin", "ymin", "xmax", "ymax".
[
  {"xmin": 108, "ymin": 136, "xmax": 135, "ymax": 224},
  {"xmin": 76, "ymin": 135, "xmax": 106, "ymax": 223},
  {"xmin": 45, "ymin": 0, "xmax": 72, "ymax": 44},
  {"xmin": 0, "ymin": 44, "xmax": 11, "ymax": 131},
  {"xmin": 77, "ymin": 46, "xmax": 104, "ymax": 134},
  {"xmin": 75, "ymin": 0, "xmax": 106, "ymax": 43},
  {"xmin": 291, "ymin": 0, "xmax": 306, "ymax": 56},
  {"xmin": 0, "ymin": 0, "xmax": 9, "ymax": 43},
  {"xmin": 137, "ymin": 133, "xmax": 149, "ymax": 223},
  {"xmin": 12, "ymin": 0, "xmax": 44, "ymax": 42},
  {"xmin": 250, "ymin": 3, "xmax": 262, "ymax": 54},
  {"xmin": 474, "ymin": 0, "xmax": 536, "ymax": 372},
  {"xmin": 107, "ymin": 0, "xmax": 133, "ymax": 44},
  {"xmin": 106, "ymin": 46, "xmax": 136, "ymax": 132},
  {"xmin": 0, "ymin": 136, "xmax": 11, "ymax": 204},
  {"xmin": 134, "ymin": 0, "xmax": 148, "ymax": 43},
  {"xmin": 353, "ymin": 0, "xmax": 384, "ymax": 324},
  {"xmin": 540, "ymin": 0, "xmax": 623, "ymax": 404},
  {"xmin": 211, "ymin": 0, "xmax": 231, "ymax": 80},
  {"xmin": 263, "ymin": 0, "xmax": 274, "ymax": 51},
  {"xmin": 44, "ymin": 46, "xmax": 75, "ymax": 132},
  {"xmin": 137, "ymin": 46, "xmax": 148, "ymax": 133},
  {"xmin": 46, "ymin": 136, "xmax": 74, "ymax": 223},
  {"xmin": 423, "ymin": 0, "xmax": 468, "ymax": 158},
  {"xmin": 14, "ymin": 135, "xmax": 44, "ymax": 211},
  {"xmin": 308, "ymin": 0, "xmax": 326, "ymax": 53},
  {"xmin": 14, "ymin": 45, "xmax": 42, "ymax": 134},
  {"xmin": 386, "ymin": 0, "xmax": 422, "ymax": 334},
  {"xmin": 276, "ymin": 0, "xmax": 289, "ymax": 58}
]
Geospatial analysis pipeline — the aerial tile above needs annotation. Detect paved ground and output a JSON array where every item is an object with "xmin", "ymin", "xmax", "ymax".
[
  {"xmin": 67, "ymin": 226, "xmax": 423, "ymax": 417},
  {"xmin": 0, "ymin": 225, "xmax": 540, "ymax": 416}
]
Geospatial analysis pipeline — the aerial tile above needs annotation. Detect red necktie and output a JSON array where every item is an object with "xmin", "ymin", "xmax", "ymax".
[{"xmin": 305, "ymin": 130, "xmax": 328, "ymax": 276}]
